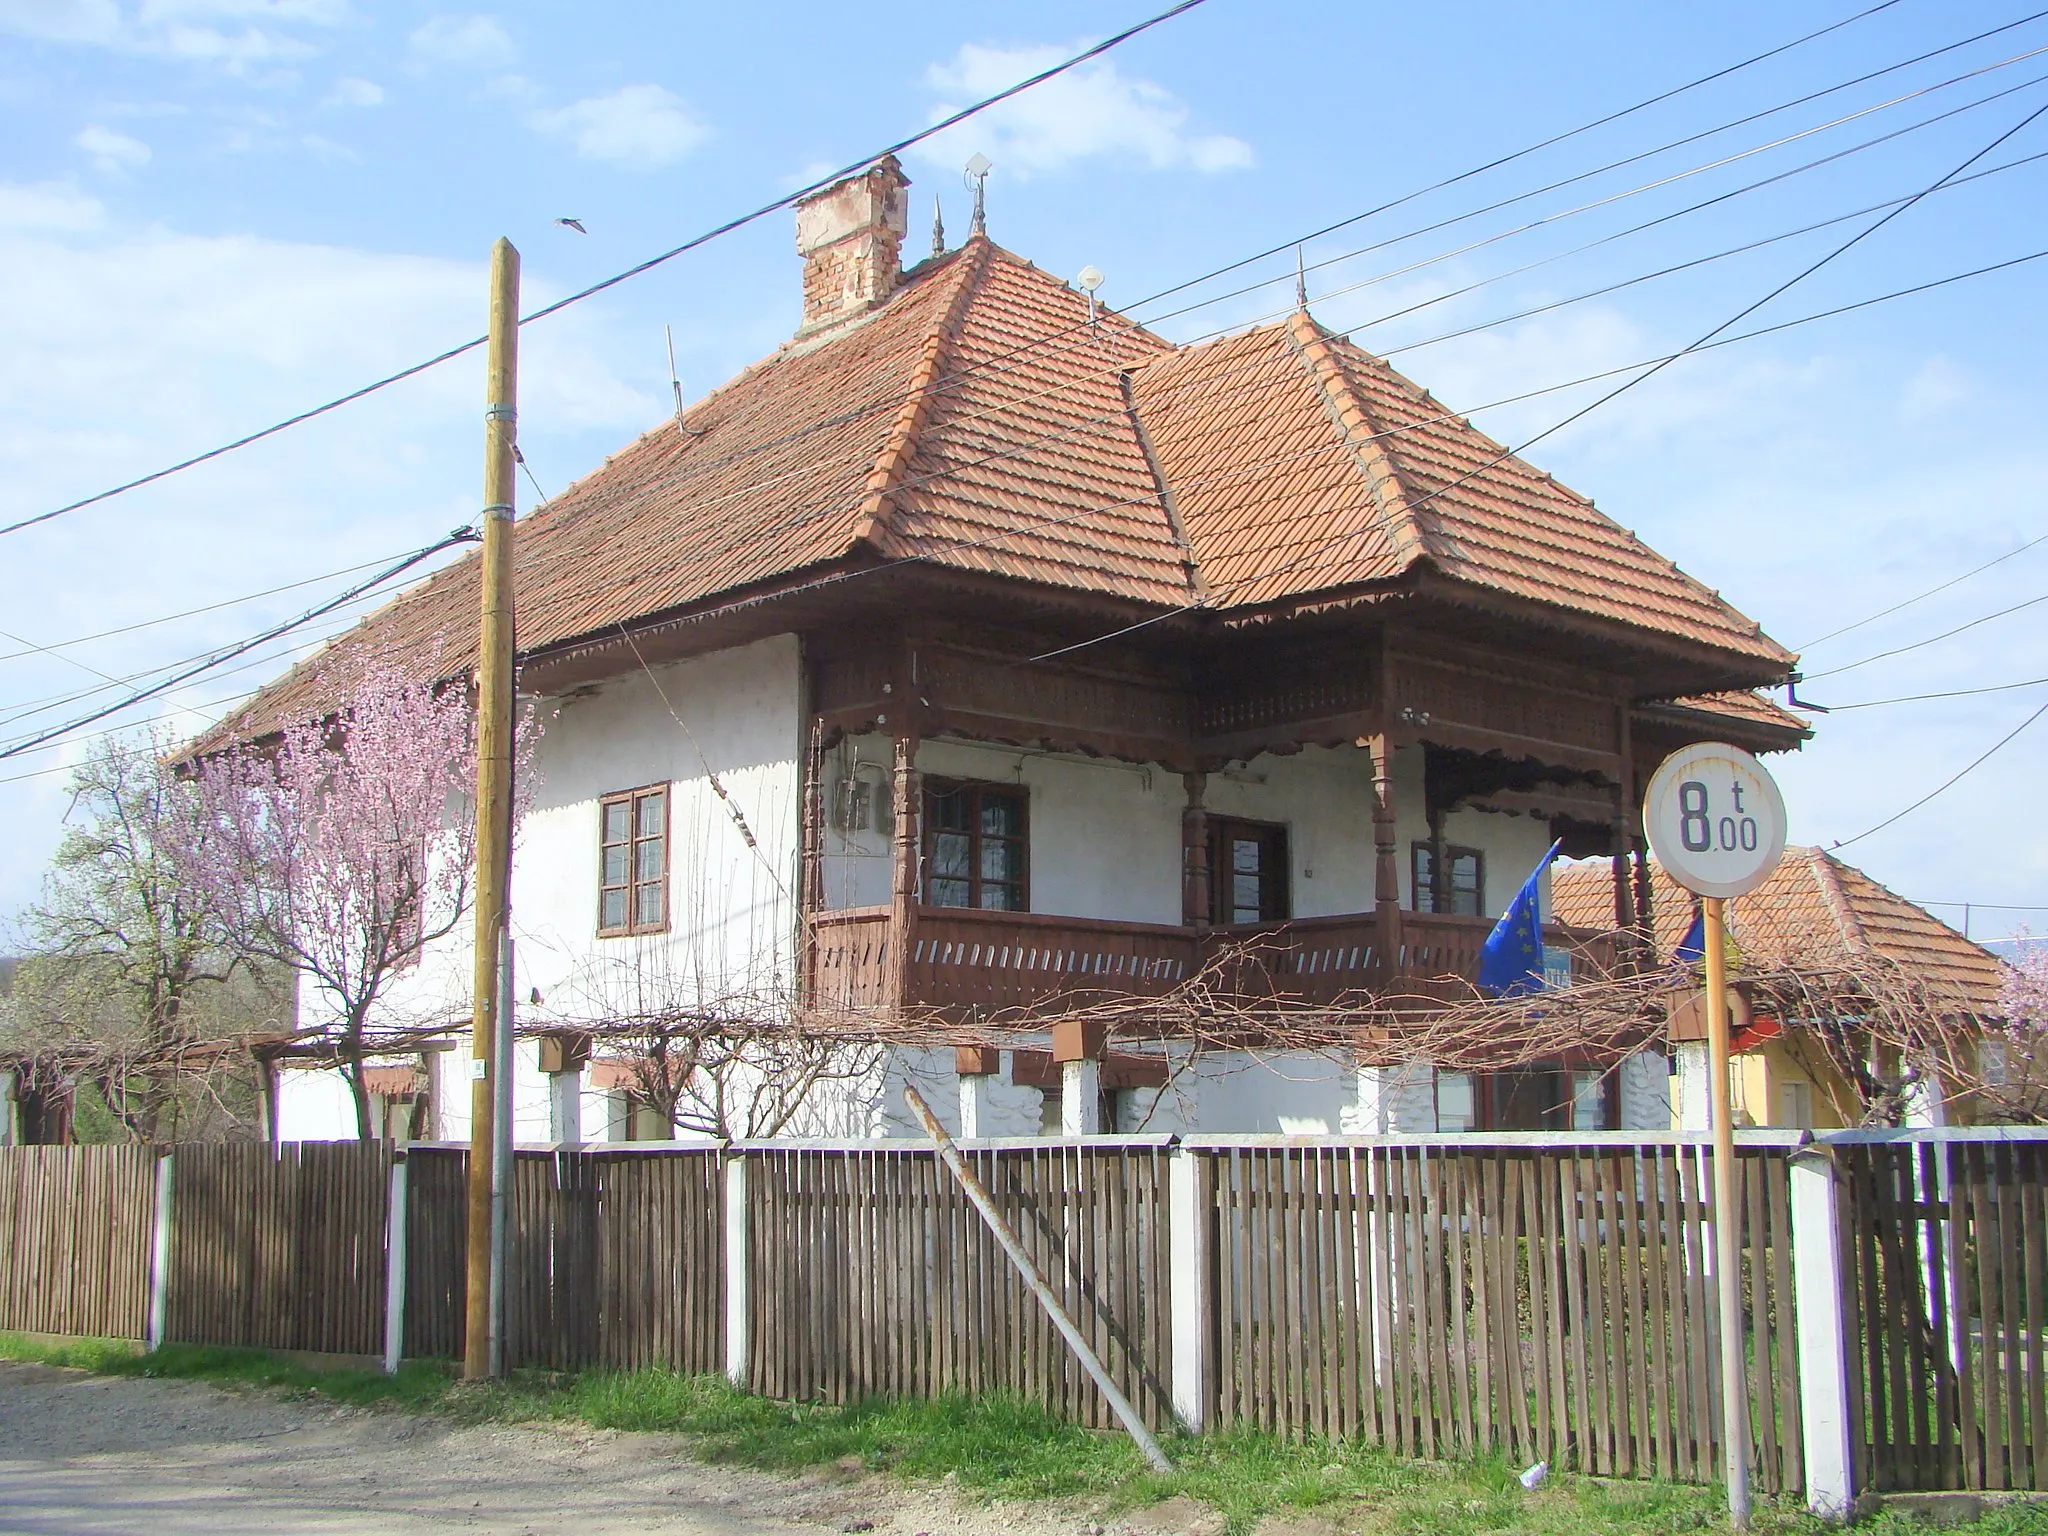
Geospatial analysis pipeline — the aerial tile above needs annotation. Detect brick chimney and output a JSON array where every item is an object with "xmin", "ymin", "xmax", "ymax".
[{"xmin": 794, "ymin": 156, "xmax": 910, "ymax": 334}]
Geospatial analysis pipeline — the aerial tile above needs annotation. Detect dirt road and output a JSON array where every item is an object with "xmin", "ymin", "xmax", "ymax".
[{"xmin": 0, "ymin": 1362, "xmax": 1112, "ymax": 1536}]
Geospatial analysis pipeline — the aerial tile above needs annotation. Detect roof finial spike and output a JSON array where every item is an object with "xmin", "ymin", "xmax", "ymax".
[
  {"xmin": 930, "ymin": 194, "xmax": 946, "ymax": 259},
  {"xmin": 965, "ymin": 152, "xmax": 991, "ymax": 237},
  {"xmin": 1295, "ymin": 245, "xmax": 1308, "ymax": 310}
]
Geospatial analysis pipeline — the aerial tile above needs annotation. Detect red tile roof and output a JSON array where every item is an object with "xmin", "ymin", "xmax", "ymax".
[
  {"xmin": 206, "ymin": 235, "xmax": 1795, "ymax": 745},
  {"xmin": 1552, "ymin": 848, "xmax": 2006, "ymax": 1013}
]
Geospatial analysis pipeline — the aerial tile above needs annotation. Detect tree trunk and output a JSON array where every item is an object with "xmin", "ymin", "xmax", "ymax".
[{"xmin": 342, "ymin": 1007, "xmax": 375, "ymax": 1141}]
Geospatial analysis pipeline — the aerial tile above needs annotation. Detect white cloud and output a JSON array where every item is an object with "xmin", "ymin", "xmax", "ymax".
[
  {"xmin": 0, "ymin": 0, "xmax": 337, "ymax": 70},
  {"xmin": 76, "ymin": 123, "xmax": 152, "ymax": 176},
  {"xmin": 528, "ymin": 83, "xmax": 706, "ymax": 170},
  {"xmin": 0, "ymin": 180, "xmax": 106, "ymax": 232},
  {"xmin": 298, "ymin": 132, "xmax": 355, "ymax": 162},
  {"xmin": 322, "ymin": 74, "xmax": 382, "ymax": 107},
  {"xmin": 915, "ymin": 41, "xmax": 1252, "ymax": 177},
  {"xmin": 407, "ymin": 12, "xmax": 512, "ymax": 70}
]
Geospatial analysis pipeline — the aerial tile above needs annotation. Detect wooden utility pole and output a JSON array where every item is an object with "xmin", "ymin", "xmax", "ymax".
[
  {"xmin": 1703, "ymin": 894, "xmax": 1751, "ymax": 1529},
  {"xmin": 464, "ymin": 237, "xmax": 519, "ymax": 1381}
]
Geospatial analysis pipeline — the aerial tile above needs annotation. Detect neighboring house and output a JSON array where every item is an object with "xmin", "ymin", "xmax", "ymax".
[
  {"xmin": 1552, "ymin": 848, "xmax": 2009, "ymax": 1129},
  {"xmin": 217, "ymin": 157, "xmax": 1814, "ymax": 1142}
]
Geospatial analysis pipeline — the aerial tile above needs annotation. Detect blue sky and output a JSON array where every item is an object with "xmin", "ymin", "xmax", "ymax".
[{"xmin": 1, "ymin": 0, "xmax": 2044, "ymax": 940}]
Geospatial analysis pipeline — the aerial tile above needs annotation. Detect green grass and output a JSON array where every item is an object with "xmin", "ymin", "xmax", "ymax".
[{"xmin": 5, "ymin": 1333, "xmax": 2047, "ymax": 1535}]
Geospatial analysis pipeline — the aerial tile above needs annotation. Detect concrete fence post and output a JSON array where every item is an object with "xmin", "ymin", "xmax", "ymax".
[
  {"xmin": 1790, "ymin": 1146, "xmax": 1856, "ymax": 1519},
  {"xmin": 146, "ymin": 1150, "xmax": 173, "ymax": 1351},
  {"xmin": 1168, "ymin": 1144, "xmax": 1209, "ymax": 1433},
  {"xmin": 383, "ymin": 1151, "xmax": 410, "ymax": 1375},
  {"xmin": 724, "ymin": 1151, "xmax": 749, "ymax": 1390}
]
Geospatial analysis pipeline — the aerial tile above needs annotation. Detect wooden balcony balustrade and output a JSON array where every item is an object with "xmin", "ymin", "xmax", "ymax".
[{"xmin": 803, "ymin": 905, "xmax": 1617, "ymax": 1016}]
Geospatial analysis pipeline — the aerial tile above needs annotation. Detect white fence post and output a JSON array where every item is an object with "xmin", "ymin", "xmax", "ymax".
[
  {"xmin": 1168, "ymin": 1144, "xmax": 1209, "ymax": 1433},
  {"xmin": 146, "ymin": 1150, "xmax": 173, "ymax": 1351},
  {"xmin": 383, "ymin": 1151, "xmax": 410, "ymax": 1375},
  {"xmin": 724, "ymin": 1151, "xmax": 749, "ymax": 1390},
  {"xmin": 1790, "ymin": 1146, "xmax": 1856, "ymax": 1519}
]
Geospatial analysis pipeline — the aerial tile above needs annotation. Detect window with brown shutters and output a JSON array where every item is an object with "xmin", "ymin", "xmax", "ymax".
[
  {"xmin": 923, "ymin": 780, "xmax": 1028, "ymax": 911},
  {"xmin": 598, "ymin": 784, "xmax": 669, "ymax": 936}
]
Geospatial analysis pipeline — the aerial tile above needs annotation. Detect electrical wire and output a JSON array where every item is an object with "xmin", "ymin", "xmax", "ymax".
[
  {"xmin": 0, "ymin": 0, "xmax": 1927, "ymax": 545},
  {"xmin": 0, "ymin": 552, "xmax": 419, "ymax": 666},
  {"xmin": 12, "ymin": 228, "xmax": 2045, "ymax": 764},
  {"xmin": 1026, "ymin": 94, "xmax": 2048, "ymax": 666},
  {"xmin": 1796, "ymin": 530, "xmax": 2048, "ymax": 649},
  {"xmin": 0, "ymin": 0, "xmax": 1213, "ymax": 542},
  {"xmin": 1144, "ymin": 19, "xmax": 2048, "ymax": 330},
  {"xmin": 1802, "ymin": 590, "xmax": 2048, "ymax": 679},
  {"xmin": 1831, "ymin": 697, "xmax": 2048, "ymax": 850},
  {"xmin": 0, "ymin": 532, "xmax": 474, "ymax": 760},
  {"xmin": 1826, "ymin": 674, "xmax": 2048, "ymax": 708}
]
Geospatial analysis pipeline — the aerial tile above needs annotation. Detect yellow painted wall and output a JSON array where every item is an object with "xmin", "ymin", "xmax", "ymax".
[{"xmin": 1731, "ymin": 1036, "xmax": 1860, "ymax": 1129}]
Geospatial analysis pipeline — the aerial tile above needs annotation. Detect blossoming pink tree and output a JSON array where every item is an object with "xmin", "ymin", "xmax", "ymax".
[{"xmin": 177, "ymin": 655, "xmax": 527, "ymax": 1140}]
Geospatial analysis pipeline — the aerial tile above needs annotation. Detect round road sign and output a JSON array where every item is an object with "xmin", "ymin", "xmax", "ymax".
[{"xmin": 1642, "ymin": 741, "xmax": 1788, "ymax": 899}]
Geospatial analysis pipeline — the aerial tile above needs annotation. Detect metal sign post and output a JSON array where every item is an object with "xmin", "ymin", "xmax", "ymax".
[{"xmin": 1642, "ymin": 741, "xmax": 1788, "ymax": 1533}]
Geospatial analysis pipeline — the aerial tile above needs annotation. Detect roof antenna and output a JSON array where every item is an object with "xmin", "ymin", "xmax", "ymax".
[
  {"xmin": 1076, "ymin": 265, "xmax": 1105, "ymax": 327},
  {"xmin": 665, "ymin": 326, "xmax": 705, "ymax": 438},
  {"xmin": 931, "ymin": 194, "xmax": 946, "ymax": 258},
  {"xmin": 1295, "ymin": 245, "xmax": 1308, "ymax": 310},
  {"xmin": 965, "ymin": 152, "xmax": 991, "ymax": 237}
]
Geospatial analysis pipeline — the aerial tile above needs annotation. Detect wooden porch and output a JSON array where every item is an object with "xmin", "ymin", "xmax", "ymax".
[{"xmin": 804, "ymin": 905, "xmax": 1618, "ymax": 1016}]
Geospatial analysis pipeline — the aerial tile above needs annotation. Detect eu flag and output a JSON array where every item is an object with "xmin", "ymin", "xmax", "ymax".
[
  {"xmin": 1477, "ymin": 839, "xmax": 1563, "ymax": 997},
  {"xmin": 1674, "ymin": 905, "xmax": 1706, "ymax": 963}
]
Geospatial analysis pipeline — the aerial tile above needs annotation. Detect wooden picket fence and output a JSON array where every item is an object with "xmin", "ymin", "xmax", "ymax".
[
  {"xmin": 1837, "ymin": 1135, "xmax": 2048, "ymax": 1493},
  {"xmin": 0, "ymin": 1144, "xmax": 157, "ymax": 1339},
  {"xmin": 744, "ymin": 1140, "xmax": 1173, "ymax": 1430},
  {"xmin": 403, "ymin": 1146, "xmax": 723, "ymax": 1373},
  {"xmin": 1200, "ymin": 1140, "xmax": 1801, "ymax": 1492},
  {"xmin": 166, "ymin": 1142, "xmax": 388, "ymax": 1354},
  {"xmin": 10, "ymin": 1129, "xmax": 2048, "ymax": 1510}
]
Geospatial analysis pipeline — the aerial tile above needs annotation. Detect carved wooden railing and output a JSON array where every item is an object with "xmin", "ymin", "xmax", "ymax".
[
  {"xmin": 805, "ymin": 906, "xmax": 1620, "ymax": 1016},
  {"xmin": 907, "ymin": 907, "xmax": 1195, "ymax": 1013},
  {"xmin": 806, "ymin": 906, "xmax": 891, "ymax": 1009}
]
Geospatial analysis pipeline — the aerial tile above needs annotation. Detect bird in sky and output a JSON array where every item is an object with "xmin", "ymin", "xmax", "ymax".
[{"xmin": 555, "ymin": 217, "xmax": 587, "ymax": 234}]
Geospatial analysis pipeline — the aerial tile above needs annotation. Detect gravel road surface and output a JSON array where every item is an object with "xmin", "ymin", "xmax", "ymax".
[{"xmin": 0, "ymin": 1362, "xmax": 1123, "ymax": 1536}]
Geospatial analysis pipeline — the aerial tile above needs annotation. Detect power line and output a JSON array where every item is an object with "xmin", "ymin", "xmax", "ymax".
[
  {"xmin": 1796, "ymin": 530, "xmax": 2048, "ymax": 649},
  {"xmin": 14, "ymin": 227, "xmax": 2043, "ymax": 763},
  {"xmin": 1827, "ymin": 674, "xmax": 2048, "ymax": 709},
  {"xmin": 0, "ymin": 532, "xmax": 474, "ymax": 760},
  {"xmin": 0, "ymin": 0, "xmax": 1212, "ymax": 543},
  {"xmin": 0, "ymin": 552, "xmax": 416, "ymax": 666},
  {"xmin": 1832, "ymin": 697, "xmax": 2048, "ymax": 850},
  {"xmin": 0, "ymin": 0, "xmax": 1920, "ymax": 547},
  {"xmin": 1028, "ymin": 92, "xmax": 2048, "ymax": 665},
  {"xmin": 1146, "ymin": 17, "xmax": 2048, "ymax": 330},
  {"xmin": 1803, "ymin": 590, "xmax": 2048, "ymax": 679}
]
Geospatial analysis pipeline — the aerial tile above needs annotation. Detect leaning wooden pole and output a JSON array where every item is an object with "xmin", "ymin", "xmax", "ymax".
[
  {"xmin": 1704, "ymin": 894, "xmax": 1751, "ymax": 1529},
  {"xmin": 902, "ymin": 1084, "xmax": 1172, "ymax": 1472},
  {"xmin": 464, "ymin": 236, "xmax": 519, "ymax": 1381}
]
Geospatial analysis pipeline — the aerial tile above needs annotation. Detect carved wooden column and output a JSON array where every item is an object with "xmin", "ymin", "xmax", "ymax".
[
  {"xmin": 1366, "ymin": 733, "xmax": 1403, "ymax": 978},
  {"xmin": 1181, "ymin": 771, "xmax": 1211, "ymax": 929},
  {"xmin": 1610, "ymin": 705, "xmax": 1639, "ymax": 972},
  {"xmin": 797, "ymin": 716, "xmax": 826, "ymax": 1002},
  {"xmin": 885, "ymin": 731, "xmax": 921, "ymax": 1014}
]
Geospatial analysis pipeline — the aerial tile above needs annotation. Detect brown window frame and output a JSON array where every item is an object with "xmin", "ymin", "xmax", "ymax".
[
  {"xmin": 1209, "ymin": 817, "xmax": 1290, "ymax": 926},
  {"xmin": 922, "ymin": 779, "xmax": 1030, "ymax": 911},
  {"xmin": 1411, "ymin": 840, "xmax": 1485, "ymax": 916},
  {"xmin": 597, "ymin": 783, "xmax": 671, "ymax": 937}
]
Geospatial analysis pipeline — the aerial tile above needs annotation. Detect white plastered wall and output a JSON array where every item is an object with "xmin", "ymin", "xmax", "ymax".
[
  {"xmin": 820, "ymin": 737, "xmax": 1560, "ymax": 925},
  {"xmin": 278, "ymin": 635, "xmax": 805, "ymax": 1143}
]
